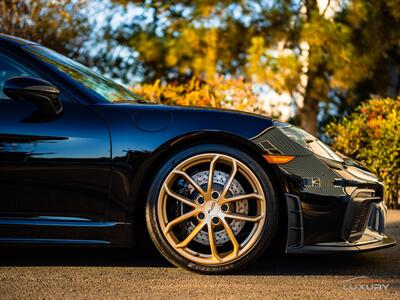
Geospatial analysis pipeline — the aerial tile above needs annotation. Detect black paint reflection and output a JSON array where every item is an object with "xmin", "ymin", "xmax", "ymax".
[{"xmin": 0, "ymin": 102, "xmax": 111, "ymax": 220}]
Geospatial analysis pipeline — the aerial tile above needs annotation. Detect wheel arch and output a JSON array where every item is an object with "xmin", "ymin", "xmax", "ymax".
[{"xmin": 132, "ymin": 130, "xmax": 288, "ymax": 248}]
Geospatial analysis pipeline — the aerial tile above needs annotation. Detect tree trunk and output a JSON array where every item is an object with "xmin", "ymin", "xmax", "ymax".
[
  {"xmin": 299, "ymin": 0, "xmax": 319, "ymax": 136},
  {"xmin": 299, "ymin": 93, "xmax": 318, "ymax": 135},
  {"xmin": 299, "ymin": 45, "xmax": 319, "ymax": 135}
]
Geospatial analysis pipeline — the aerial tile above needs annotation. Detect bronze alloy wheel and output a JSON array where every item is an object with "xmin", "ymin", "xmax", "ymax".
[{"xmin": 146, "ymin": 144, "xmax": 277, "ymax": 273}]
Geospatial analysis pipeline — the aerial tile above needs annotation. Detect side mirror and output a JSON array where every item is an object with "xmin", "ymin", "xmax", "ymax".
[{"xmin": 3, "ymin": 76, "xmax": 63, "ymax": 116}]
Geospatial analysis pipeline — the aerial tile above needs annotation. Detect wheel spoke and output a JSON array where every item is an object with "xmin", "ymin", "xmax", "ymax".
[
  {"xmin": 224, "ymin": 213, "xmax": 264, "ymax": 222},
  {"xmin": 176, "ymin": 220, "xmax": 206, "ymax": 248},
  {"xmin": 172, "ymin": 170, "xmax": 206, "ymax": 197},
  {"xmin": 221, "ymin": 218, "xmax": 239, "ymax": 259},
  {"xmin": 164, "ymin": 185, "xmax": 198, "ymax": 208},
  {"xmin": 220, "ymin": 158, "xmax": 237, "ymax": 198},
  {"xmin": 158, "ymin": 153, "xmax": 267, "ymax": 265},
  {"xmin": 207, "ymin": 222, "xmax": 221, "ymax": 261},
  {"xmin": 218, "ymin": 193, "xmax": 263, "ymax": 205},
  {"xmin": 207, "ymin": 155, "xmax": 220, "ymax": 195},
  {"xmin": 164, "ymin": 209, "xmax": 199, "ymax": 234}
]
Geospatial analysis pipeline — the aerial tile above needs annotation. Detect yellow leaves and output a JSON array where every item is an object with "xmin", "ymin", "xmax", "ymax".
[
  {"xmin": 0, "ymin": 0, "xmax": 88, "ymax": 55},
  {"xmin": 148, "ymin": 25, "xmax": 219, "ymax": 80},
  {"xmin": 246, "ymin": 36, "xmax": 302, "ymax": 95},
  {"xmin": 346, "ymin": 0, "xmax": 370, "ymax": 26},
  {"xmin": 134, "ymin": 34, "xmax": 164, "ymax": 63},
  {"xmin": 59, "ymin": 10, "xmax": 72, "ymax": 23},
  {"xmin": 272, "ymin": 55, "xmax": 302, "ymax": 95},
  {"xmin": 132, "ymin": 76, "xmax": 260, "ymax": 113},
  {"xmin": 203, "ymin": 29, "xmax": 218, "ymax": 79},
  {"xmin": 166, "ymin": 48, "xmax": 178, "ymax": 67},
  {"xmin": 179, "ymin": 27, "xmax": 201, "ymax": 52},
  {"xmin": 300, "ymin": 11, "xmax": 378, "ymax": 92},
  {"xmin": 246, "ymin": 36, "xmax": 266, "ymax": 83},
  {"xmin": 387, "ymin": 0, "xmax": 400, "ymax": 21}
]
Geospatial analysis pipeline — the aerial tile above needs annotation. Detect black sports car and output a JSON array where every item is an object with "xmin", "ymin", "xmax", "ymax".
[{"xmin": 0, "ymin": 34, "xmax": 395, "ymax": 273}]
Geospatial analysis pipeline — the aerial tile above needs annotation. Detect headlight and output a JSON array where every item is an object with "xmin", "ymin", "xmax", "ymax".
[{"xmin": 274, "ymin": 121, "xmax": 343, "ymax": 162}]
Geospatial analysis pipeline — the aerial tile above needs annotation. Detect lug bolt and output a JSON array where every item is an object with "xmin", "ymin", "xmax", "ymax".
[
  {"xmin": 198, "ymin": 213, "xmax": 205, "ymax": 220},
  {"xmin": 197, "ymin": 197, "xmax": 205, "ymax": 204},
  {"xmin": 221, "ymin": 204, "xmax": 228, "ymax": 212},
  {"xmin": 212, "ymin": 217, "xmax": 219, "ymax": 224},
  {"xmin": 212, "ymin": 191, "xmax": 219, "ymax": 199}
]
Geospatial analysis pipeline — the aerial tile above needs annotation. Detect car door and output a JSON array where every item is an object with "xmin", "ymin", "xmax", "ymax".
[{"xmin": 0, "ymin": 50, "xmax": 111, "ymax": 223}]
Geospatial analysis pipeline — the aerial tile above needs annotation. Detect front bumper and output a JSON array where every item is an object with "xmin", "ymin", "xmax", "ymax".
[
  {"xmin": 285, "ymin": 193, "xmax": 396, "ymax": 254},
  {"xmin": 250, "ymin": 125, "xmax": 396, "ymax": 253},
  {"xmin": 287, "ymin": 231, "xmax": 396, "ymax": 254}
]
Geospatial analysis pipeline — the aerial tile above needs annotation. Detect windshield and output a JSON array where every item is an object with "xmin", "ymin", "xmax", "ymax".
[
  {"xmin": 276, "ymin": 123, "xmax": 344, "ymax": 162},
  {"xmin": 24, "ymin": 44, "xmax": 142, "ymax": 103}
]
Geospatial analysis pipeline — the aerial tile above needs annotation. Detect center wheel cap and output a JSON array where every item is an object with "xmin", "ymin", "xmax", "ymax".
[{"xmin": 204, "ymin": 200, "xmax": 221, "ymax": 217}]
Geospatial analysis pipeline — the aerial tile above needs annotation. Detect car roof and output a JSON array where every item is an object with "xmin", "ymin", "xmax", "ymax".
[{"xmin": 0, "ymin": 34, "xmax": 38, "ymax": 46}]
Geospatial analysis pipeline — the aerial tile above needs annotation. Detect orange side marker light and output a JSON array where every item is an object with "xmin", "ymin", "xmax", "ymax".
[{"xmin": 263, "ymin": 155, "xmax": 295, "ymax": 164}]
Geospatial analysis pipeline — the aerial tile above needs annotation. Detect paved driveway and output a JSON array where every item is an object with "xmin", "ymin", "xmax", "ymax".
[{"xmin": 0, "ymin": 211, "xmax": 399, "ymax": 299}]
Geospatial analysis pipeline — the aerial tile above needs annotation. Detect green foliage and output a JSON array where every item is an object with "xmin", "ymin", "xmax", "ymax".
[
  {"xmin": 108, "ymin": 0, "xmax": 294, "ymax": 83},
  {"xmin": 336, "ymin": 0, "xmax": 400, "ymax": 108},
  {"xmin": 2, "ymin": 0, "xmax": 400, "ymax": 137},
  {"xmin": 326, "ymin": 99, "xmax": 400, "ymax": 208},
  {"xmin": 0, "ymin": 0, "xmax": 89, "ymax": 57},
  {"xmin": 106, "ymin": 0, "xmax": 400, "ymax": 135},
  {"xmin": 246, "ymin": 36, "xmax": 302, "ymax": 96}
]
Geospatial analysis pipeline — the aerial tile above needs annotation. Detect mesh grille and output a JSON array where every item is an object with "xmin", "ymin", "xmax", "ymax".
[
  {"xmin": 350, "ymin": 199, "xmax": 373, "ymax": 237},
  {"xmin": 342, "ymin": 188, "xmax": 383, "ymax": 242}
]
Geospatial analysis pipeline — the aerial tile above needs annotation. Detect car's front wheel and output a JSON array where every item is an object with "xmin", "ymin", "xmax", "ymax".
[{"xmin": 146, "ymin": 144, "xmax": 278, "ymax": 273}]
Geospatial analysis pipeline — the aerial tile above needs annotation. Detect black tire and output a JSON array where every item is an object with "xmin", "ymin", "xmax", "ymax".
[{"xmin": 145, "ymin": 144, "xmax": 278, "ymax": 274}]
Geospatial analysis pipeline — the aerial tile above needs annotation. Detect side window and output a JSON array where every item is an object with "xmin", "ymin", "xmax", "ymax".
[{"xmin": 0, "ymin": 53, "xmax": 35, "ymax": 100}]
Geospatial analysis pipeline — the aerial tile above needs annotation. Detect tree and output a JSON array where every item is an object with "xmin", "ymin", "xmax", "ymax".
[
  {"xmin": 5, "ymin": 0, "xmax": 394, "ymax": 135},
  {"xmin": 335, "ymin": 0, "xmax": 400, "ymax": 114},
  {"xmin": 106, "ymin": 0, "xmax": 400, "ymax": 135},
  {"xmin": 0, "ymin": 0, "xmax": 89, "ymax": 58},
  {"xmin": 326, "ymin": 98, "xmax": 400, "ymax": 208},
  {"xmin": 132, "ymin": 76, "xmax": 273, "ymax": 116},
  {"xmin": 107, "ymin": 0, "xmax": 295, "ymax": 82},
  {"xmin": 103, "ymin": 1, "xmax": 338, "ymax": 134}
]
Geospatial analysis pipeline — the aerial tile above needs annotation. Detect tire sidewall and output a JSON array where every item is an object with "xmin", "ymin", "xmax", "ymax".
[{"xmin": 145, "ymin": 144, "xmax": 278, "ymax": 274}]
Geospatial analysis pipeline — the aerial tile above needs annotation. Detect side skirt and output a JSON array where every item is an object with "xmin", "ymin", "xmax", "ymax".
[{"xmin": 0, "ymin": 217, "xmax": 133, "ymax": 247}]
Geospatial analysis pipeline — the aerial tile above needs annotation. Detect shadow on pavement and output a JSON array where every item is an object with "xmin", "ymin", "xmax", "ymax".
[
  {"xmin": 0, "ymin": 212, "xmax": 397, "ymax": 277},
  {"xmin": 0, "ymin": 246, "xmax": 170, "ymax": 268},
  {"xmin": 0, "ymin": 243, "xmax": 396, "ymax": 277}
]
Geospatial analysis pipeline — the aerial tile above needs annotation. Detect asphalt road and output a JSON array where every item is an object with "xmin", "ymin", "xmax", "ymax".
[{"xmin": 0, "ymin": 211, "xmax": 399, "ymax": 299}]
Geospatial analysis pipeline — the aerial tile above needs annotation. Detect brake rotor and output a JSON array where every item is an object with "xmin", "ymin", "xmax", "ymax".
[{"xmin": 183, "ymin": 170, "xmax": 248, "ymax": 246}]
